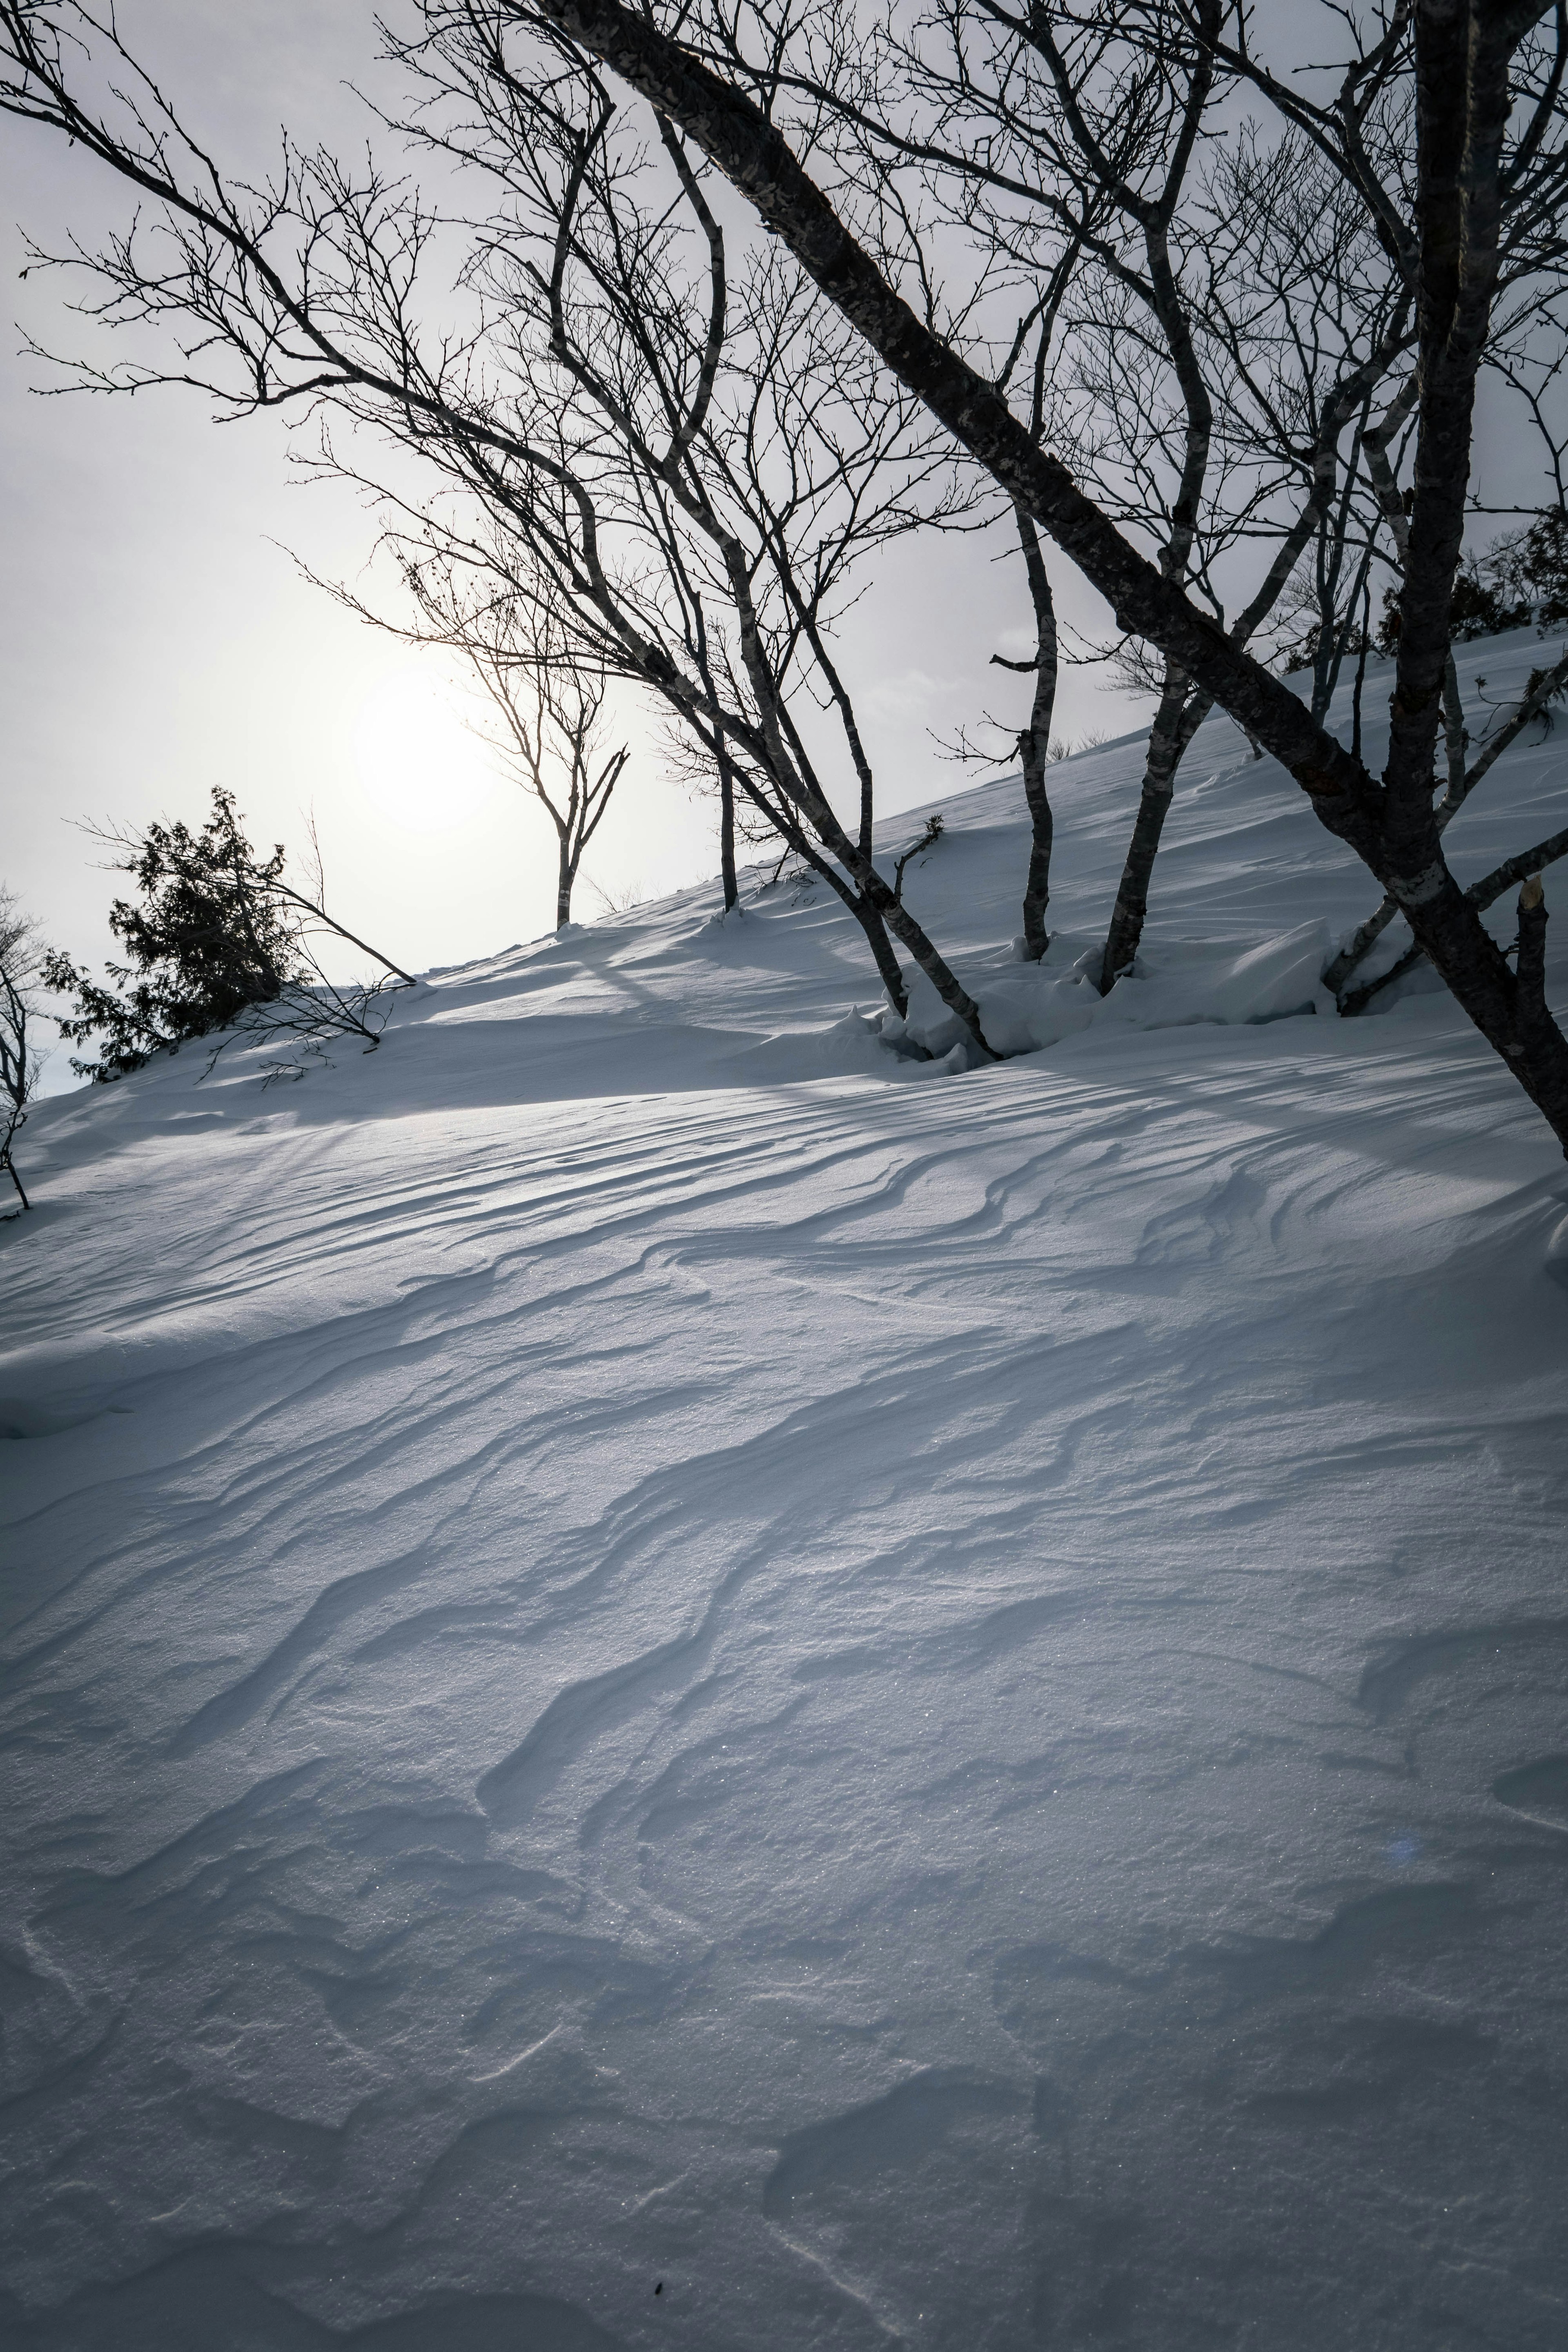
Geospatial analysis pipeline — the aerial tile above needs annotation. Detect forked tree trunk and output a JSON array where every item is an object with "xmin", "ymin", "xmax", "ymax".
[{"xmin": 842, "ymin": 834, "xmax": 996, "ymax": 1054}]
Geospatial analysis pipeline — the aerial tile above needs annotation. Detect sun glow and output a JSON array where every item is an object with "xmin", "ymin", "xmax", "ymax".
[{"xmin": 353, "ymin": 665, "xmax": 497, "ymax": 834}]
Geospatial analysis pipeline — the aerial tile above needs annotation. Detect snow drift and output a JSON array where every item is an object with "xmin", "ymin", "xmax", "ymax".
[{"xmin": 4, "ymin": 635, "xmax": 1568, "ymax": 2349}]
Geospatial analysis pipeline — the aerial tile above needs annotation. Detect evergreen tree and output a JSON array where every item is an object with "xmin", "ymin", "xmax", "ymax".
[{"xmin": 44, "ymin": 788, "xmax": 305, "ymax": 1081}]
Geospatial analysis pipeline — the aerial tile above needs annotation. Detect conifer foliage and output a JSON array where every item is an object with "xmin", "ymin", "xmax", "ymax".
[
  {"xmin": 44, "ymin": 789, "xmax": 301, "ymax": 1081},
  {"xmin": 45, "ymin": 788, "xmax": 412, "ymax": 1083}
]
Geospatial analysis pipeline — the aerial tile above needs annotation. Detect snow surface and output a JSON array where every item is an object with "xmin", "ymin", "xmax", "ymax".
[{"xmin": 5, "ymin": 633, "xmax": 1568, "ymax": 2350}]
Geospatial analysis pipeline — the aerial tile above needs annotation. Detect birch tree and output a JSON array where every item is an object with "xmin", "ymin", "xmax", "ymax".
[{"xmin": 474, "ymin": 0, "xmax": 1568, "ymax": 1147}]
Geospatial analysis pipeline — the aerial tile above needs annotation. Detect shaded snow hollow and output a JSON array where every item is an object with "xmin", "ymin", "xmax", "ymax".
[{"xmin": 5, "ymin": 634, "xmax": 1568, "ymax": 2350}]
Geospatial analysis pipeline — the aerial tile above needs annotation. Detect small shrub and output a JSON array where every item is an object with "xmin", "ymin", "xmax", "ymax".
[
  {"xmin": 44, "ymin": 788, "xmax": 301, "ymax": 1081},
  {"xmin": 46, "ymin": 788, "xmax": 411, "ymax": 1083},
  {"xmin": 1373, "ymin": 569, "xmax": 1529, "ymax": 654},
  {"xmin": 1521, "ymin": 661, "xmax": 1568, "ymax": 737},
  {"xmin": 1372, "ymin": 518, "xmax": 1568, "ymax": 659},
  {"xmin": 1486, "ymin": 510, "xmax": 1568, "ymax": 630}
]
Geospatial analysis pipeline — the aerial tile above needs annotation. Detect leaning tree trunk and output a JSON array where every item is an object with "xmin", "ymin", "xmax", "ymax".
[
  {"xmin": 725, "ymin": 545, "xmax": 997, "ymax": 1056},
  {"xmin": 537, "ymin": 0, "xmax": 1568, "ymax": 1139},
  {"xmin": 846, "ymin": 878, "xmax": 912, "ymax": 1010},
  {"xmin": 732, "ymin": 759, "xmax": 910, "ymax": 1013},
  {"xmin": 787, "ymin": 820, "xmax": 912, "ymax": 1013},
  {"xmin": 1097, "ymin": 662, "xmax": 1191, "ymax": 993}
]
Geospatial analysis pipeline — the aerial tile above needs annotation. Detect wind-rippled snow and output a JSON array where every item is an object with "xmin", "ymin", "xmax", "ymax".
[{"xmin": 4, "ymin": 638, "xmax": 1568, "ymax": 2348}]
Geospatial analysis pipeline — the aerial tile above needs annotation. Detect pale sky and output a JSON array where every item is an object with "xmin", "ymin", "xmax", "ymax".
[
  {"xmin": 2, "ymin": 2, "xmax": 1550, "ymax": 1093},
  {"xmin": 1, "ymin": 0, "xmax": 1130, "ymax": 1092}
]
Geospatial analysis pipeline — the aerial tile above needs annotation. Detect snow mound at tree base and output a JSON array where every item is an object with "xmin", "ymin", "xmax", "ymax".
[{"xmin": 882, "ymin": 917, "xmax": 1338, "ymax": 1062}]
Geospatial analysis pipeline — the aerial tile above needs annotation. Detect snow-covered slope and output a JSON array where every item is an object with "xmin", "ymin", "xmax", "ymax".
[{"xmin": 4, "ymin": 635, "xmax": 1568, "ymax": 2350}]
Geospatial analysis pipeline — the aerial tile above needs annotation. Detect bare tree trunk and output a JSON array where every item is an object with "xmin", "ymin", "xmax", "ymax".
[
  {"xmin": 1085, "ymin": 200, "xmax": 1215, "ymax": 994},
  {"xmin": 844, "ymin": 876, "xmax": 911, "ymax": 1011},
  {"xmin": 557, "ymin": 833, "xmax": 574, "ymax": 928},
  {"xmin": 1014, "ymin": 510, "xmax": 1058, "ymax": 961},
  {"xmin": 778, "ymin": 764, "xmax": 980, "ymax": 1042},
  {"xmin": 1517, "ymin": 876, "xmax": 1550, "ymax": 1063},
  {"xmin": 731, "ymin": 759, "xmax": 909, "ymax": 1013},
  {"xmin": 1326, "ymin": 642, "xmax": 1568, "ymax": 1001},
  {"xmin": 1096, "ymin": 352, "xmax": 1408, "ymax": 997},
  {"xmin": 1343, "ymin": 821, "xmax": 1568, "ymax": 1015},
  {"xmin": 845, "ymin": 840, "xmax": 995, "ymax": 1053},
  {"xmin": 718, "ymin": 751, "xmax": 739, "ymax": 912},
  {"xmin": 1361, "ymin": 368, "xmax": 1468, "ymax": 794},
  {"xmin": 1098, "ymin": 663, "xmax": 1190, "ymax": 993},
  {"xmin": 789, "ymin": 832, "xmax": 907, "ymax": 1004},
  {"xmin": 533, "ymin": 0, "xmax": 1568, "ymax": 1140},
  {"xmin": 724, "ymin": 543, "xmax": 996, "ymax": 1055}
]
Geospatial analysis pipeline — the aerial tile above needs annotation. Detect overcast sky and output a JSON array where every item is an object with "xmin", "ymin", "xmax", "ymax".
[{"xmin": 1, "ymin": 0, "xmax": 1136, "ymax": 1092}]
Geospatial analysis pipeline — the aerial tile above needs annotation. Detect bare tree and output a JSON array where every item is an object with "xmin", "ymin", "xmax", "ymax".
[
  {"xmin": 0, "ymin": 2, "xmax": 1001, "ymax": 1044},
  {"xmin": 757, "ymin": 0, "xmax": 1227, "ymax": 971},
  {"xmin": 404, "ymin": 568, "xmax": 627, "ymax": 931},
  {"xmin": 488, "ymin": 657, "xmax": 627, "ymax": 933},
  {"xmin": 962, "ymin": 241, "xmax": 1084, "ymax": 960},
  {"xmin": 1324, "ymin": 334, "xmax": 1568, "ymax": 1004},
  {"xmin": 387, "ymin": 29, "xmax": 996, "ymax": 1037},
  {"xmin": 9, "ymin": 4, "xmax": 1568, "ymax": 1126},
  {"xmin": 342, "ymin": 13, "xmax": 998, "ymax": 1029},
  {"xmin": 714, "ymin": 739, "xmax": 741, "ymax": 914},
  {"xmin": 477, "ymin": 0, "xmax": 1568, "ymax": 1147},
  {"xmin": 0, "ymin": 886, "xmax": 47, "ymax": 1211},
  {"xmin": 697, "ymin": 0, "xmax": 1414, "ymax": 987},
  {"xmin": 660, "ymin": 0, "xmax": 1568, "ymax": 1047}
]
